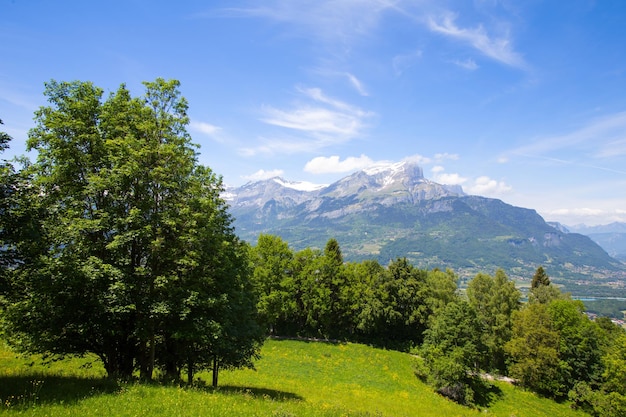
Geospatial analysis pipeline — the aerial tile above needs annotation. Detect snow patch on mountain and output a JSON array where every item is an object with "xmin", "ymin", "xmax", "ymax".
[
  {"xmin": 272, "ymin": 178, "xmax": 328, "ymax": 192},
  {"xmin": 363, "ymin": 161, "xmax": 407, "ymax": 176}
]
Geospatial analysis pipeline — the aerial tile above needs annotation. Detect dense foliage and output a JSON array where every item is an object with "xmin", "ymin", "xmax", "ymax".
[
  {"xmin": 249, "ymin": 234, "xmax": 457, "ymax": 348},
  {"xmin": 0, "ymin": 81, "xmax": 263, "ymax": 385}
]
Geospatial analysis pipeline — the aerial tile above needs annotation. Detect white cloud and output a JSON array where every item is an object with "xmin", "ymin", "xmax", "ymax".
[
  {"xmin": 403, "ymin": 154, "xmax": 432, "ymax": 165},
  {"xmin": 244, "ymin": 86, "xmax": 374, "ymax": 156},
  {"xmin": 345, "ymin": 73, "xmax": 369, "ymax": 96},
  {"xmin": 433, "ymin": 152, "xmax": 459, "ymax": 162},
  {"xmin": 542, "ymin": 207, "xmax": 626, "ymax": 226},
  {"xmin": 435, "ymin": 173, "xmax": 468, "ymax": 186},
  {"xmin": 549, "ymin": 208, "xmax": 605, "ymax": 217},
  {"xmin": 430, "ymin": 165, "xmax": 467, "ymax": 185},
  {"xmin": 239, "ymin": 135, "xmax": 323, "ymax": 156},
  {"xmin": 218, "ymin": 0, "xmax": 401, "ymax": 46},
  {"xmin": 596, "ymin": 138, "xmax": 626, "ymax": 158},
  {"xmin": 465, "ymin": 176, "xmax": 512, "ymax": 195},
  {"xmin": 241, "ymin": 169, "xmax": 284, "ymax": 181},
  {"xmin": 427, "ymin": 12, "xmax": 526, "ymax": 69},
  {"xmin": 392, "ymin": 50, "xmax": 423, "ymax": 76},
  {"xmin": 297, "ymin": 86, "xmax": 369, "ymax": 115},
  {"xmin": 304, "ymin": 153, "xmax": 434, "ymax": 175},
  {"xmin": 261, "ymin": 105, "xmax": 364, "ymax": 136},
  {"xmin": 190, "ymin": 121, "xmax": 222, "ymax": 140},
  {"xmin": 452, "ymin": 58, "xmax": 479, "ymax": 70},
  {"xmin": 304, "ymin": 154, "xmax": 377, "ymax": 174},
  {"xmin": 261, "ymin": 87, "xmax": 372, "ymax": 137}
]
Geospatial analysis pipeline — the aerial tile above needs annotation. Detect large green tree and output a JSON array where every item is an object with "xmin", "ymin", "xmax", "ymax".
[
  {"xmin": 548, "ymin": 299, "xmax": 604, "ymax": 393},
  {"xmin": 419, "ymin": 300, "xmax": 487, "ymax": 406},
  {"xmin": 467, "ymin": 269, "xmax": 520, "ymax": 372},
  {"xmin": 505, "ymin": 303, "xmax": 562, "ymax": 396},
  {"xmin": 0, "ymin": 119, "xmax": 12, "ymax": 278},
  {"xmin": 2, "ymin": 79, "xmax": 262, "ymax": 382},
  {"xmin": 358, "ymin": 258, "xmax": 429, "ymax": 348},
  {"xmin": 249, "ymin": 234, "xmax": 296, "ymax": 334},
  {"xmin": 0, "ymin": 118, "xmax": 14, "ymax": 295}
]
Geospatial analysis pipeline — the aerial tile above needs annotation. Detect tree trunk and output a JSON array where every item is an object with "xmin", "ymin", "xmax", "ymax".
[
  {"xmin": 212, "ymin": 356, "xmax": 219, "ymax": 388},
  {"xmin": 139, "ymin": 338, "xmax": 153, "ymax": 381},
  {"xmin": 187, "ymin": 356, "xmax": 194, "ymax": 386},
  {"xmin": 102, "ymin": 338, "xmax": 135, "ymax": 380}
]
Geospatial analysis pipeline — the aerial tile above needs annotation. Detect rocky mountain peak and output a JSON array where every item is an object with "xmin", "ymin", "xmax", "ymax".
[
  {"xmin": 320, "ymin": 161, "xmax": 463, "ymax": 203},
  {"xmin": 226, "ymin": 161, "xmax": 464, "ymax": 213}
]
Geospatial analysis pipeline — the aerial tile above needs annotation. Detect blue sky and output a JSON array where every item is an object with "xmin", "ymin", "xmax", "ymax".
[{"xmin": 2, "ymin": 0, "xmax": 626, "ymax": 226}]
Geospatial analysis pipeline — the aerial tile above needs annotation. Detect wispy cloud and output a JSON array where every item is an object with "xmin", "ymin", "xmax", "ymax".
[
  {"xmin": 427, "ymin": 12, "xmax": 526, "ymax": 69},
  {"xmin": 503, "ymin": 111, "xmax": 626, "ymax": 163},
  {"xmin": 433, "ymin": 153, "xmax": 460, "ymax": 162},
  {"xmin": 311, "ymin": 68, "xmax": 370, "ymax": 96},
  {"xmin": 189, "ymin": 121, "xmax": 223, "ymax": 142},
  {"xmin": 239, "ymin": 135, "xmax": 323, "ymax": 156},
  {"xmin": 215, "ymin": 2, "xmax": 527, "ymax": 75},
  {"xmin": 0, "ymin": 85, "xmax": 40, "ymax": 111},
  {"xmin": 403, "ymin": 154, "xmax": 432, "ymax": 165},
  {"xmin": 261, "ymin": 106, "xmax": 363, "ymax": 136},
  {"xmin": 345, "ymin": 73, "xmax": 369, "ymax": 96},
  {"xmin": 243, "ymin": 86, "xmax": 374, "ymax": 156},
  {"xmin": 392, "ymin": 50, "xmax": 423, "ymax": 76},
  {"xmin": 452, "ymin": 58, "xmax": 479, "ymax": 70},
  {"xmin": 216, "ymin": 0, "xmax": 400, "ymax": 45}
]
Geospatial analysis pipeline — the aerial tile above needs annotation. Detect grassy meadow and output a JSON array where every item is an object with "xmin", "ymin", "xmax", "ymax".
[{"xmin": 0, "ymin": 339, "xmax": 589, "ymax": 416}]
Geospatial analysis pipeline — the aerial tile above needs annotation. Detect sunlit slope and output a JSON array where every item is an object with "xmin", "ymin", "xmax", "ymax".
[{"xmin": 1, "ymin": 339, "xmax": 589, "ymax": 416}]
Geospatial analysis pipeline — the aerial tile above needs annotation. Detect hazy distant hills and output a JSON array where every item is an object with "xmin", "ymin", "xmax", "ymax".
[
  {"xmin": 567, "ymin": 223, "xmax": 626, "ymax": 262},
  {"xmin": 226, "ymin": 161, "xmax": 626, "ymax": 296}
]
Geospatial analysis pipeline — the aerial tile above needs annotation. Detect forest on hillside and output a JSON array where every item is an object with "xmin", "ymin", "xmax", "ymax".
[{"xmin": 248, "ymin": 234, "xmax": 626, "ymax": 413}]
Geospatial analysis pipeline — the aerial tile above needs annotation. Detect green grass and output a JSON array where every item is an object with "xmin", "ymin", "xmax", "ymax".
[{"xmin": 0, "ymin": 339, "xmax": 589, "ymax": 416}]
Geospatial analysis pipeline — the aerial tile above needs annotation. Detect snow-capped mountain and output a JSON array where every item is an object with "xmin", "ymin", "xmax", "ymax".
[
  {"xmin": 225, "ymin": 161, "xmax": 626, "ymax": 295},
  {"xmin": 226, "ymin": 160, "xmax": 463, "ymax": 213}
]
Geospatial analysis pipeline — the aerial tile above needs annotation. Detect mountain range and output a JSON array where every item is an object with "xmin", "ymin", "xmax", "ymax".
[
  {"xmin": 226, "ymin": 161, "xmax": 626, "ymax": 297},
  {"xmin": 567, "ymin": 223, "xmax": 626, "ymax": 262}
]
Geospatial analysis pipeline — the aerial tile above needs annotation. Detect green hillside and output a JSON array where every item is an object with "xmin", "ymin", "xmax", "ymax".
[
  {"xmin": 1, "ymin": 339, "xmax": 589, "ymax": 416},
  {"xmin": 233, "ymin": 197, "xmax": 626, "ymax": 297}
]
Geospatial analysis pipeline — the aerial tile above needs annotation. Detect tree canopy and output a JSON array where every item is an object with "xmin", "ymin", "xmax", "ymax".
[{"xmin": 1, "ymin": 80, "xmax": 263, "ymax": 384}]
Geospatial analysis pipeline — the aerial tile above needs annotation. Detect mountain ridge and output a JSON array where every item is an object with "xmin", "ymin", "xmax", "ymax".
[
  {"xmin": 567, "ymin": 222, "xmax": 626, "ymax": 262},
  {"xmin": 226, "ymin": 161, "xmax": 626, "ymax": 296}
]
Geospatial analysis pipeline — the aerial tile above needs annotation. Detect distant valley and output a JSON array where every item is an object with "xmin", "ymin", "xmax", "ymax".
[{"xmin": 226, "ymin": 161, "xmax": 626, "ymax": 297}]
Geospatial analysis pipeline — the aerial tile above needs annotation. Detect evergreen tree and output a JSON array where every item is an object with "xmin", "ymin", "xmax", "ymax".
[
  {"xmin": 531, "ymin": 265, "xmax": 550, "ymax": 288},
  {"xmin": 529, "ymin": 266, "xmax": 563, "ymax": 304}
]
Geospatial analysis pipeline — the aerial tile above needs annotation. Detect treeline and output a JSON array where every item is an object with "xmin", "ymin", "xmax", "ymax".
[
  {"xmin": 249, "ymin": 235, "xmax": 626, "ymax": 414},
  {"xmin": 249, "ymin": 234, "xmax": 457, "ymax": 347}
]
